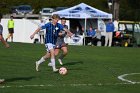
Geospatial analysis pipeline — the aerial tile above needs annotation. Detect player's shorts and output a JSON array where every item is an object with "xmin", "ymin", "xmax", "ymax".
[
  {"xmin": 45, "ymin": 43, "xmax": 55, "ymax": 52},
  {"xmin": 8, "ymin": 28, "xmax": 14, "ymax": 33},
  {"xmin": 55, "ymin": 42, "xmax": 67, "ymax": 49}
]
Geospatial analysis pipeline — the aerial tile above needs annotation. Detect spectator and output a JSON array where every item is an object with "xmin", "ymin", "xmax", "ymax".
[
  {"xmin": 104, "ymin": 19, "xmax": 114, "ymax": 47},
  {"xmin": 92, "ymin": 29, "xmax": 102, "ymax": 46},
  {"xmin": 86, "ymin": 27, "xmax": 96, "ymax": 45},
  {"xmin": 6, "ymin": 16, "xmax": 14, "ymax": 42},
  {"xmin": 75, "ymin": 26, "xmax": 81, "ymax": 36},
  {"xmin": 87, "ymin": 27, "xmax": 96, "ymax": 37},
  {"xmin": 81, "ymin": 26, "xmax": 85, "ymax": 35},
  {"xmin": 38, "ymin": 19, "xmax": 45, "ymax": 44}
]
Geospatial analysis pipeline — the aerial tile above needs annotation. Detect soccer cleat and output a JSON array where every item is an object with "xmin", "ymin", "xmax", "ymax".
[
  {"xmin": 53, "ymin": 69, "xmax": 59, "ymax": 72},
  {"xmin": 35, "ymin": 61, "xmax": 39, "ymax": 71},
  {"xmin": 0, "ymin": 79, "xmax": 5, "ymax": 84},
  {"xmin": 48, "ymin": 62, "xmax": 52, "ymax": 67},
  {"xmin": 58, "ymin": 59, "xmax": 63, "ymax": 65},
  {"xmin": 5, "ymin": 43, "xmax": 10, "ymax": 48}
]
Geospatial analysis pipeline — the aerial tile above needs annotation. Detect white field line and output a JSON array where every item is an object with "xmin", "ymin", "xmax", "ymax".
[
  {"xmin": 118, "ymin": 73, "xmax": 140, "ymax": 84},
  {"xmin": 0, "ymin": 82, "xmax": 140, "ymax": 88},
  {"xmin": 1, "ymin": 73, "xmax": 140, "ymax": 88}
]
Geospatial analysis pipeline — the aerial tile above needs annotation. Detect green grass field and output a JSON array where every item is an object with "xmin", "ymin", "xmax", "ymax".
[{"xmin": 0, "ymin": 42, "xmax": 140, "ymax": 93}]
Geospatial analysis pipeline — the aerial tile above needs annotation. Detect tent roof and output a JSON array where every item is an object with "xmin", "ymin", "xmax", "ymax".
[{"xmin": 53, "ymin": 3, "xmax": 112, "ymax": 19}]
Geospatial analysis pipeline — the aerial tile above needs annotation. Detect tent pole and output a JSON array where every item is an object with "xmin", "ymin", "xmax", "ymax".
[{"xmin": 84, "ymin": 18, "xmax": 87, "ymax": 46}]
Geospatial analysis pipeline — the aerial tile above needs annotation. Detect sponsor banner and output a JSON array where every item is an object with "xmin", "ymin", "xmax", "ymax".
[{"xmin": 64, "ymin": 35, "xmax": 83, "ymax": 45}]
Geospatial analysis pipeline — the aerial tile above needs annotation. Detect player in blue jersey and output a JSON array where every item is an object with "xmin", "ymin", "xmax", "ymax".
[
  {"xmin": 30, "ymin": 14, "xmax": 69, "ymax": 72},
  {"xmin": 0, "ymin": 14, "xmax": 9, "ymax": 48},
  {"xmin": 0, "ymin": 14, "xmax": 9, "ymax": 84},
  {"xmin": 47, "ymin": 17, "xmax": 73, "ymax": 66}
]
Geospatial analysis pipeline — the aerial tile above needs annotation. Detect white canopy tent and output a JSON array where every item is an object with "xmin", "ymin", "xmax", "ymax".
[
  {"xmin": 53, "ymin": 3, "xmax": 112, "ymax": 45},
  {"xmin": 53, "ymin": 3, "xmax": 112, "ymax": 19}
]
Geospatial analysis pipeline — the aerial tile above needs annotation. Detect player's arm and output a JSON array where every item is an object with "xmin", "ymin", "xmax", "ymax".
[
  {"xmin": 58, "ymin": 31, "xmax": 64, "ymax": 36},
  {"xmin": 0, "ymin": 35, "xmax": 9, "ymax": 48},
  {"xmin": 63, "ymin": 28, "xmax": 73, "ymax": 37},
  {"xmin": 30, "ymin": 27, "xmax": 41, "ymax": 39}
]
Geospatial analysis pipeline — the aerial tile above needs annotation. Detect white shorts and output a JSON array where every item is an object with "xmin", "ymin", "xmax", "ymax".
[{"xmin": 45, "ymin": 43, "xmax": 55, "ymax": 52}]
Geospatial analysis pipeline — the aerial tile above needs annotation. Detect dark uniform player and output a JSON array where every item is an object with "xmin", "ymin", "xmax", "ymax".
[{"xmin": 54, "ymin": 17, "xmax": 72, "ymax": 65}]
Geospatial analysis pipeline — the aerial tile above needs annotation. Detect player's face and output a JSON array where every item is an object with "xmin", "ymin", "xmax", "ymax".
[
  {"xmin": 61, "ymin": 19, "xmax": 66, "ymax": 25},
  {"xmin": 52, "ymin": 18, "xmax": 59, "ymax": 24}
]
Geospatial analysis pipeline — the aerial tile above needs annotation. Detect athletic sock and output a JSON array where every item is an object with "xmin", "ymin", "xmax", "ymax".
[
  {"xmin": 59, "ymin": 54, "xmax": 65, "ymax": 60},
  {"xmin": 51, "ymin": 58, "xmax": 56, "ymax": 71},
  {"xmin": 37, "ymin": 57, "xmax": 45, "ymax": 64}
]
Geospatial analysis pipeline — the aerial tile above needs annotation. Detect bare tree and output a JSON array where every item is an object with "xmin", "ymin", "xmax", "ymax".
[
  {"xmin": 113, "ymin": 0, "xmax": 120, "ymax": 20},
  {"xmin": 107, "ymin": 0, "xmax": 113, "ymax": 13}
]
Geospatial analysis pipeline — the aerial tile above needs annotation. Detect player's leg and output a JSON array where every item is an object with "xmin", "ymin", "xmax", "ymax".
[
  {"xmin": 11, "ymin": 28, "xmax": 14, "ymax": 42},
  {"xmin": 6, "ymin": 29, "xmax": 11, "ymax": 41},
  {"xmin": 35, "ymin": 52, "xmax": 51, "ymax": 71},
  {"xmin": 0, "ymin": 79, "xmax": 5, "ymax": 84},
  {"xmin": 11, "ymin": 33, "xmax": 13, "ymax": 42},
  {"xmin": 42, "ymin": 35, "xmax": 45, "ymax": 43},
  {"xmin": 108, "ymin": 32, "xmax": 113, "ymax": 47},
  {"xmin": 104, "ymin": 33, "xmax": 109, "ymax": 46},
  {"xmin": 47, "ymin": 48, "xmax": 60, "ymax": 67},
  {"xmin": 55, "ymin": 48, "xmax": 60, "ymax": 56},
  {"xmin": 35, "ymin": 44, "xmax": 52, "ymax": 71},
  {"xmin": 6, "ymin": 33, "xmax": 11, "ymax": 42},
  {"xmin": 46, "ymin": 43, "xmax": 58, "ymax": 72},
  {"xmin": 0, "ymin": 35, "xmax": 9, "ymax": 48},
  {"xmin": 58, "ymin": 46, "xmax": 68, "ymax": 65},
  {"xmin": 50, "ymin": 48, "xmax": 58, "ymax": 72}
]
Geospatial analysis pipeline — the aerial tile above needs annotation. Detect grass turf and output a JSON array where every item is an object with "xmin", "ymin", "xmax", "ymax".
[{"xmin": 0, "ymin": 42, "xmax": 140, "ymax": 93}]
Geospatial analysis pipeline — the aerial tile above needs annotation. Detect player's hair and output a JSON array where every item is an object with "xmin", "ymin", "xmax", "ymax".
[
  {"xmin": 52, "ymin": 14, "xmax": 60, "ymax": 19},
  {"xmin": 61, "ymin": 17, "xmax": 66, "ymax": 20},
  {"xmin": 10, "ymin": 15, "xmax": 14, "ymax": 18}
]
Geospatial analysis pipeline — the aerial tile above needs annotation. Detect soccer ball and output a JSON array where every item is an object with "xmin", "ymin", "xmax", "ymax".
[{"xmin": 59, "ymin": 67, "xmax": 67, "ymax": 75}]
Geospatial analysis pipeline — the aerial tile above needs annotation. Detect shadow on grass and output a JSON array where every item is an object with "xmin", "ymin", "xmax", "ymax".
[
  {"xmin": 62, "ymin": 61, "xmax": 84, "ymax": 71},
  {"xmin": 5, "ymin": 76, "xmax": 35, "ymax": 82},
  {"xmin": 63, "ymin": 61, "xmax": 83, "ymax": 66}
]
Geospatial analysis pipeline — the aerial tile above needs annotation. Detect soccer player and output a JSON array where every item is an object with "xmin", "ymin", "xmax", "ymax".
[
  {"xmin": 0, "ymin": 14, "xmax": 9, "ymax": 84},
  {"xmin": 30, "ymin": 14, "xmax": 69, "ymax": 72},
  {"xmin": 35, "ymin": 17, "xmax": 73, "ymax": 71},
  {"xmin": 54, "ymin": 17, "xmax": 73, "ymax": 65},
  {"xmin": 0, "ymin": 14, "xmax": 10, "ymax": 48}
]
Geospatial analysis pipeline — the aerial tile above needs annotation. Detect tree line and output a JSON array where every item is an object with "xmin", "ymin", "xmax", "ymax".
[{"xmin": 0, "ymin": 0, "xmax": 140, "ymax": 21}]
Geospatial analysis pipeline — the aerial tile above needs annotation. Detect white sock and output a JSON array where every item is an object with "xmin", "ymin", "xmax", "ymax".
[
  {"xmin": 51, "ymin": 58, "xmax": 56, "ymax": 71},
  {"xmin": 37, "ymin": 57, "xmax": 45, "ymax": 64}
]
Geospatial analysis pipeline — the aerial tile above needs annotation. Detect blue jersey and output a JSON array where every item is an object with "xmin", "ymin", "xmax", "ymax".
[{"xmin": 41, "ymin": 22, "xmax": 64, "ymax": 44}]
